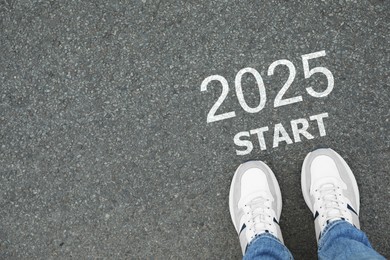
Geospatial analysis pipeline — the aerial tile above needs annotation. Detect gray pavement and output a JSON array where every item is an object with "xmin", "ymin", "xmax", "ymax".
[{"xmin": 0, "ymin": 0, "xmax": 389, "ymax": 259}]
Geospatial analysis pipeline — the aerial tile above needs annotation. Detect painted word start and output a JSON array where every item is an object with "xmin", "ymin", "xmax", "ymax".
[
  {"xmin": 201, "ymin": 50, "xmax": 334, "ymax": 155},
  {"xmin": 234, "ymin": 113, "xmax": 328, "ymax": 155}
]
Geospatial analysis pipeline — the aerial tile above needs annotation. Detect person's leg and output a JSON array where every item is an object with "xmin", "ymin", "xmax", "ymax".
[
  {"xmin": 244, "ymin": 233, "xmax": 293, "ymax": 260},
  {"xmin": 301, "ymin": 148, "xmax": 385, "ymax": 260},
  {"xmin": 318, "ymin": 220, "xmax": 385, "ymax": 259},
  {"xmin": 229, "ymin": 161, "xmax": 293, "ymax": 260}
]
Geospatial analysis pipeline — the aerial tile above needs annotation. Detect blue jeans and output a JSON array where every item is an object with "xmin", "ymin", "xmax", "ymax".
[{"xmin": 244, "ymin": 220, "xmax": 385, "ymax": 260}]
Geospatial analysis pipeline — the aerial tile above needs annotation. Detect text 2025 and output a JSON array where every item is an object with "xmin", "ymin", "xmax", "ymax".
[{"xmin": 201, "ymin": 50, "xmax": 333, "ymax": 155}]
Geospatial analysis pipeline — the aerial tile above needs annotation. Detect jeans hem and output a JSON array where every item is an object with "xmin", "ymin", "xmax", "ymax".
[{"xmin": 318, "ymin": 220, "xmax": 348, "ymax": 250}]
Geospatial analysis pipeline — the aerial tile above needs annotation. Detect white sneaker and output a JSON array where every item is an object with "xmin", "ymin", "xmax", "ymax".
[
  {"xmin": 301, "ymin": 148, "xmax": 360, "ymax": 242},
  {"xmin": 229, "ymin": 161, "xmax": 284, "ymax": 255}
]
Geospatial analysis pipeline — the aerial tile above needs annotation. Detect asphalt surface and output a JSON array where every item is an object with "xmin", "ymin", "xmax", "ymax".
[{"xmin": 0, "ymin": 0, "xmax": 389, "ymax": 259}]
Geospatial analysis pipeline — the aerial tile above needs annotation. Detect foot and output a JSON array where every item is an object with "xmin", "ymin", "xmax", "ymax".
[
  {"xmin": 229, "ymin": 161, "xmax": 284, "ymax": 255},
  {"xmin": 301, "ymin": 148, "xmax": 360, "ymax": 242}
]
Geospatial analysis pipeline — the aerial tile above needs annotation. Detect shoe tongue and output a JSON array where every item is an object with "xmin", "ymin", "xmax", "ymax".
[
  {"xmin": 311, "ymin": 177, "xmax": 342, "ymax": 194},
  {"xmin": 326, "ymin": 209, "xmax": 341, "ymax": 219},
  {"xmin": 321, "ymin": 183, "xmax": 342, "ymax": 220},
  {"xmin": 322, "ymin": 183, "xmax": 335, "ymax": 188},
  {"xmin": 239, "ymin": 191, "xmax": 271, "ymax": 208}
]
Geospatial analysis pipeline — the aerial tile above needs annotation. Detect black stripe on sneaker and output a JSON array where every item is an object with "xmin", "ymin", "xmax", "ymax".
[
  {"xmin": 273, "ymin": 218, "xmax": 279, "ymax": 225},
  {"xmin": 313, "ymin": 211, "xmax": 319, "ymax": 220},
  {"xmin": 239, "ymin": 224, "xmax": 246, "ymax": 235},
  {"xmin": 347, "ymin": 204, "xmax": 358, "ymax": 216}
]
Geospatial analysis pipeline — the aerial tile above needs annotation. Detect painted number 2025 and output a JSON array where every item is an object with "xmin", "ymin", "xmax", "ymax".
[{"xmin": 201, "ymin": 50, "xmax": 334, "ymax": 123}]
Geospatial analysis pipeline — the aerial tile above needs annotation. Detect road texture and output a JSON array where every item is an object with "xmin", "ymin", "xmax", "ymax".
[{"xmin": 0, "ymin": 0, "xmax": 389, "ymax": 259}]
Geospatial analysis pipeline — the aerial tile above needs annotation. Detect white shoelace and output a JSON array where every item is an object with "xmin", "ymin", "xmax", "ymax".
[
  {"xmin": 243, "ymin": 196, "xmax": 274, "ymax": 238},
  {"xmin": 317, "ymin": 183, "xmax": 349, "ymax": 222}
]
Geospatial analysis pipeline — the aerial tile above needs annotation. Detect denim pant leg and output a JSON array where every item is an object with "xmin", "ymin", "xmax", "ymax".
[
  {"xmin": 318, "ymin": 220, "xmax": 385, "ymax": 260},
  {"xmin": 244, "ymin": 233, "xmax": 293, "ymax": 260}
]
